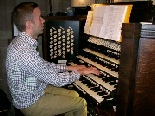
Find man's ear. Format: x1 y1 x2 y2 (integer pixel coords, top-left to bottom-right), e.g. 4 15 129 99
26 20 33 29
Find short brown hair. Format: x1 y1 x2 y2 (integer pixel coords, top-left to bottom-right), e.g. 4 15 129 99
12 2 38 32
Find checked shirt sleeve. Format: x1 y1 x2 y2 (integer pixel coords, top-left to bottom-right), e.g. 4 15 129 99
19 49 80 87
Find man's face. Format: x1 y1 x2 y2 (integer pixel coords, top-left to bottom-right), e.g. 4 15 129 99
31 7 45 37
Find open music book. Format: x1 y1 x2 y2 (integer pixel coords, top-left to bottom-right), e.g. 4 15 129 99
84 4 132 42
84 11 93 35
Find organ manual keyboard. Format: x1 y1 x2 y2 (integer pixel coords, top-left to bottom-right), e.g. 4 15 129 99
67 36 120 115
42 1 155 116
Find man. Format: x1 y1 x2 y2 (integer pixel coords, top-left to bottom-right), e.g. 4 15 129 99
6 2 100 116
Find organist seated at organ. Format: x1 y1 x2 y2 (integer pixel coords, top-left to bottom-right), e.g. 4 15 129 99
6 2 101 116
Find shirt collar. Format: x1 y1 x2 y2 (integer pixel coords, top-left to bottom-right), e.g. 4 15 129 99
19 32 38 48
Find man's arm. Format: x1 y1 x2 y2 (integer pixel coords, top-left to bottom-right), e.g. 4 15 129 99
66 65 101 76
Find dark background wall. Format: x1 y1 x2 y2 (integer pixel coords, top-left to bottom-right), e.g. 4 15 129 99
0 0 71 100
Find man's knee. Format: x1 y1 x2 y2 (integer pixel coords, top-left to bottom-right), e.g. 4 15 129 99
82 98 87 107
70 90 79 97
76 97 87 109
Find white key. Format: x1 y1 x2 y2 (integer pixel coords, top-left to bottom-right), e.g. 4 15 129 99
83 48 119 64
77 56 118 78
74 81 104 103
85 74 115 91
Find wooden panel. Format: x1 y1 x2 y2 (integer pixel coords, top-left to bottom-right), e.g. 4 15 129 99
133 37 155 116
116 23 155 116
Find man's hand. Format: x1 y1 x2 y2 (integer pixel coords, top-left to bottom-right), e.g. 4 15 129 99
77 66 101 76
66 65 86 71
66 65 101 76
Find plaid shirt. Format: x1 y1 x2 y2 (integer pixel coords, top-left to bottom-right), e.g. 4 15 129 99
6 32 80 109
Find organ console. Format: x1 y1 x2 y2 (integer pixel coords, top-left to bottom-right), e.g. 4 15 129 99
68 36 120 115
43 1 155 116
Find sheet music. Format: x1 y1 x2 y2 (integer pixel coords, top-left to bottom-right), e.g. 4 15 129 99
89 5 130 41
84 11 93 34
90 6 107 36
99 5 128 41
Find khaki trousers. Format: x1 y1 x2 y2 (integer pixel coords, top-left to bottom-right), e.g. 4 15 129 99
20 85 87 116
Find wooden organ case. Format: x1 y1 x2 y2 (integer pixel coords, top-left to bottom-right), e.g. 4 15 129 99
42 1 155 116
117 23 155 116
